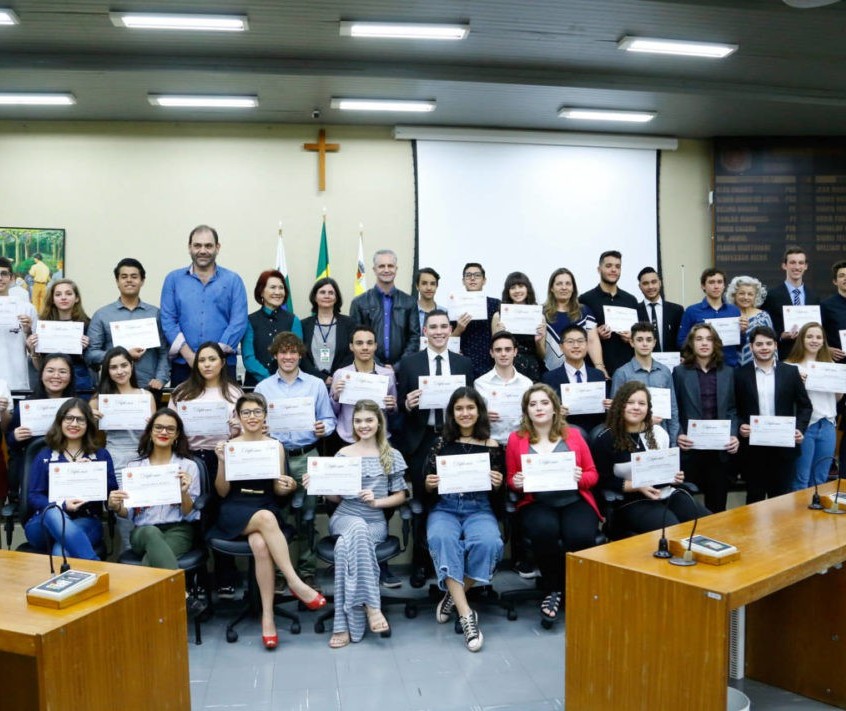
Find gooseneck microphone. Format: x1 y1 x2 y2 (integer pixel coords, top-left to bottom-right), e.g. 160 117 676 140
40 503 71 574
667 486 699 567
808 455 837 510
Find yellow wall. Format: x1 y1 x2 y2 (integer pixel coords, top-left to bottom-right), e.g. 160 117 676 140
0 121 712 313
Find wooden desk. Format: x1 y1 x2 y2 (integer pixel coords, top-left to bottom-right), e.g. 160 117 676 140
565 482 846 711
0 550 190 711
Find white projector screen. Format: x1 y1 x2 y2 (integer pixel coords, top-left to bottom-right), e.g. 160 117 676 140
416 140 658 303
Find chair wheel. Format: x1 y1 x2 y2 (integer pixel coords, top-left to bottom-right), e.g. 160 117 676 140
507 609 518 621
314 620 325 633
225 628 238 643
404 605 417 619
540 617 554 630
290 622 301 635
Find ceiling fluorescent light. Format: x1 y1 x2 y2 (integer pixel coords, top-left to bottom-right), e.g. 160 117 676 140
110 13 248 32
148 95 258 108
339 21 468 40
0 93 75 106
0 9 19 25
558 108 655 123
618 36 737 59
331 98 436 113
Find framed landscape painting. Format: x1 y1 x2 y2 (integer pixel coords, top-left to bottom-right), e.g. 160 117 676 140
0 226 66 308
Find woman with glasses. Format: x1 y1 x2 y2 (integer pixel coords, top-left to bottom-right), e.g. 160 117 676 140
211 393 326 650
24 398 117 560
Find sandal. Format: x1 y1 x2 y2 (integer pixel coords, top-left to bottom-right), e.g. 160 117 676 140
365 607 390 634
541 592 562 620
329 632 350 649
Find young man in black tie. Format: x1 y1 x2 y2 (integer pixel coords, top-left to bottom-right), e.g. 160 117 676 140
762 247 820 360
635 266 683 353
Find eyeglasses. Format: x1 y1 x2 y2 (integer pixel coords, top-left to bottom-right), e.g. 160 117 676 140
239 408 265 418
0 270 11 278
562 338 587 345
63 415 86 425
463 272 483 279
152 424 178 434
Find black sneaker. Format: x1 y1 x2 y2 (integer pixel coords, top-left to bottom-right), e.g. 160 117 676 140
409 566 428 588
459 610 483 652
435 591 455 624
515 560 541 579
379 562 402 589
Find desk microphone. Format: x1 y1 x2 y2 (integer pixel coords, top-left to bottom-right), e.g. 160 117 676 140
667 486 699 567
824 458 845 515
40 503 71 574
653 487 680 559
808 456 837 510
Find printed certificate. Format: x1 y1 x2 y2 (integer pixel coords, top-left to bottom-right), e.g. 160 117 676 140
521 452 577 492
436 453 492 494
0 296 19 329
447 291 488 321
306 457 362 496
652 352 681 370
804 361 846 393
603 306 639 334
704 317 741 347
783 305 821 332
338 371 390 406
688 419 731 450
176 401 231 437
480 386 524 423
36 320 84 355
267 397 315 432
630 447 680 488
560 381 605 415
109 318 161 350
419 336 461 353
418 375 466 410
648 387 672 420
98 393 150 431
121 463 182 508
224 439 281 481
839 329 846 352
20 397 70 436
499 303 543 335
749 415 796 448
49 461 107 503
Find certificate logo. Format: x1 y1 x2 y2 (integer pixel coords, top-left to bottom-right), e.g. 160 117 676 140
228 446 235 453
53 466 60 472
102 397 109 404
180 405 187 411
422 378 429 385
753 417 759 424
126 471 133 479
440 459 447 466
269 402 276 410
691 422 697 429
634 455 642 462
525 457 532 465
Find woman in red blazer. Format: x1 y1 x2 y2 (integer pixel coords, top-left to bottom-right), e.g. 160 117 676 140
506 383 601 623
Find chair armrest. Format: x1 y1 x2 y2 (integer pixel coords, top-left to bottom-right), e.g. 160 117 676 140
193 492 210 512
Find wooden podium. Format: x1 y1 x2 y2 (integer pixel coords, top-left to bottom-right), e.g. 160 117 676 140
0 550 190 711
566 481 846 711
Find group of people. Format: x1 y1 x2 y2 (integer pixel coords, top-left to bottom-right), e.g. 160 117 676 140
1 228 844 655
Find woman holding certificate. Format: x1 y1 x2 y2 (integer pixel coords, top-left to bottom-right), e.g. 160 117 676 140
785 322 841 490
593 382 706 535
727 276 773 367
108 409 200 568
210 393 326 649
506 383 601 623
306 399 407 649
491 271 545 381
24 398 117 559
424 387 504 653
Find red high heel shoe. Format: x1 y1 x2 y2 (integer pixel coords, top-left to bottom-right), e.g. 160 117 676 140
293 590 327 610
262 634 278 649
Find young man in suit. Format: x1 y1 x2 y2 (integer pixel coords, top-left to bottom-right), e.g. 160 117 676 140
735 325 812 504
762 247 820 360
542 324 611 435
673 323 740 513
635 266 683 353
395 309 473 587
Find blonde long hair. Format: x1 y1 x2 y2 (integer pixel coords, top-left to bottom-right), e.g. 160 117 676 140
519 383 568 444
785 322 834 364
352 400 393 474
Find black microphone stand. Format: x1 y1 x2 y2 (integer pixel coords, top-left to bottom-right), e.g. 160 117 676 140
808 455 837 510
824 458 845 515
667 486 699 567
653 487 679 559
39 503 71 575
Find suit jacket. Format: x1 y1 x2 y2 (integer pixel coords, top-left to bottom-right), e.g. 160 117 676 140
672 363 738 461
734 361 812 457
636 300 684 353
299 314 355 379
394 349 473 453
762 283 820 360
541 363 608 434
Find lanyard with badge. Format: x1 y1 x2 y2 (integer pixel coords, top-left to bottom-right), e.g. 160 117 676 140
316 320 335 367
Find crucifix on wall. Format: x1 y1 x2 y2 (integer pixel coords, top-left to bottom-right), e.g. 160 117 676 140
303 129 340 192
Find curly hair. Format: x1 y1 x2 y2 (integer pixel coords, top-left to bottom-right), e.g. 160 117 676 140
518 383 568 444
726 275 767 307
605 381 657 452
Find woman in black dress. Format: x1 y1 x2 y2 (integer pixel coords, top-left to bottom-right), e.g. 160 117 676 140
491 271 545 381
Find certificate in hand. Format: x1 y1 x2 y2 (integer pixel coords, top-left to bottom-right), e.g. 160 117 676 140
177 401 231 437
521 451 576 492
338 371 390 406
483 387 524 422
224 439 281 481
840 329 846 353
704 317 740 347
560 381 605 415
267 397 316 432
122 463 182 508
436 453 492 494
652 351 681 370
647 387 672 420
418 375 466 410
49 461 108 503
499 303 543 335
783 305 821 332
447 291 488 321
109 318 161 350
688 419 731 450
749 415 796 448
0 296 19 328
630 447 679 488
804 361 846 393
306 457 362 496
98 393 150 431
36 320 84 355
420 336 461 353
20 397 70 436
603 306 639 334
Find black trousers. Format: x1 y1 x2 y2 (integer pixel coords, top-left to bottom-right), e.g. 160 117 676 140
407 427 440 569
742 445 795 504
682 450 732 513
615 492 709 535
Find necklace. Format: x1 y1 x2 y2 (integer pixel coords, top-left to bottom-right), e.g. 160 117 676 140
64 447 83 461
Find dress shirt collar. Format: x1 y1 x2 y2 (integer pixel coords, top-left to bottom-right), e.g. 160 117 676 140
274 368 304 385
564 361 586 382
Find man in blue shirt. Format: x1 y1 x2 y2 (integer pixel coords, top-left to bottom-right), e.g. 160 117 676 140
678 268 741 367
160 225 248 386
255 331 336 582
87 258 170 397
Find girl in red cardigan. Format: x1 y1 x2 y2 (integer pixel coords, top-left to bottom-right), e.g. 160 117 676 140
506 383 601 623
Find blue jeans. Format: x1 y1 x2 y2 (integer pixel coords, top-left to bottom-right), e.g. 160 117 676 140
794 418 836 491
427 494 503 591
24 507 103 560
